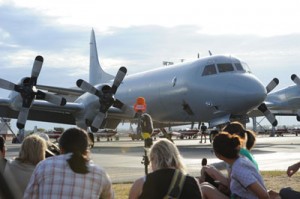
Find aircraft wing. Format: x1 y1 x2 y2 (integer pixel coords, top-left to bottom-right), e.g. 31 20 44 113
248 101 300 117
0 98 134 126
36 85 84 96
36 85 86 102
0 98 80 124
249 83 300 118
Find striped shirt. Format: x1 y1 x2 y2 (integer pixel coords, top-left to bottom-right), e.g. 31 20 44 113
24 153 114 199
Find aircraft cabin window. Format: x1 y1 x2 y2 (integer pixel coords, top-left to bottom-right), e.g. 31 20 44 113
217 63 234 73
234 63 245 71
202 64 217 76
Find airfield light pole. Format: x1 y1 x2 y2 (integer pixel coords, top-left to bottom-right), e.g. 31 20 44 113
134 97 153 175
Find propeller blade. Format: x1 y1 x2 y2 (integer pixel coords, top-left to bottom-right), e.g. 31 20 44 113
111 66 127 94
17 107 30 129
91 112 106 130
36 90 66 106
296 110 300 121
30 55 43 85
113 99 124 109
266 78 279 93
258 103 278 126
0 79 16 91
89 67 127 130
291 74 300 86
76 79 102 97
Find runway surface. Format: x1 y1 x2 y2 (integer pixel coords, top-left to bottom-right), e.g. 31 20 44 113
5 135 300 183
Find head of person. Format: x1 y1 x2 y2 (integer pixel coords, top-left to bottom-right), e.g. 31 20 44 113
16 134 47 165
149 138 186 173
38 133 60 157
0 136 5 158
59 128 90 174
213 132 241 161
223 121 256 150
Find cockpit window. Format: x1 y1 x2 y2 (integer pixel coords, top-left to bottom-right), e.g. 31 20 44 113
241 62 251 73
202 64 217 76
217 63 234 73
234 63 245 71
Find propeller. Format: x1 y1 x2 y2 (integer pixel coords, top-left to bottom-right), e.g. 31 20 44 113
257 78 279 127
291 74 300 121
76 66 127 131
291 74 300 86
0 55 67 129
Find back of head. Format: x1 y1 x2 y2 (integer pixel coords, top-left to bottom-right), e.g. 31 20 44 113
38 133 50 142
213 132 241 159
150 138 186 173
0 136 5 154
17 134 47 165
59 128 89 174
223 122 256 150
223 122 246 138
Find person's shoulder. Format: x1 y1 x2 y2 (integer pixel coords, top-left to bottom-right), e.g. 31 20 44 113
9 159 35 168
148 168 174 177
88 162 110 176
35 154 66 169
42 153 64 162
232 157 255 172
142 169 174 183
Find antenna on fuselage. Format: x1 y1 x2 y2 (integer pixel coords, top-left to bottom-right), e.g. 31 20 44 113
208 50 212 56
197 53 200 59
162 61 174 66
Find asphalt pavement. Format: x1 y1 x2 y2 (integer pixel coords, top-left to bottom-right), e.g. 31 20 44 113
5 134 300 183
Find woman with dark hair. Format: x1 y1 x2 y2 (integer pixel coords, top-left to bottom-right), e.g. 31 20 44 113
201 132 269 199
24 128 114 199
200 122 259 193
223 121 258 169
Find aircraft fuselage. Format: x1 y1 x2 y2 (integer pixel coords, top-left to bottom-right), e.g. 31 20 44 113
76 55 266 127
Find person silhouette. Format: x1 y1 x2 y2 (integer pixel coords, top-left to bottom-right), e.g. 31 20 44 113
200 123 208 143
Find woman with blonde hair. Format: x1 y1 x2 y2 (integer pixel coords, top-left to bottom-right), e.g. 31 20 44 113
4 134 47 198
129 138 202 199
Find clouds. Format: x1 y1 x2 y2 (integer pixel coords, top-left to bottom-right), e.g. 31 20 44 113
1 1 300 89
1 1 300 129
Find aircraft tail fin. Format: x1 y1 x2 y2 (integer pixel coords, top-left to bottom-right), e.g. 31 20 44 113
89 29 114 85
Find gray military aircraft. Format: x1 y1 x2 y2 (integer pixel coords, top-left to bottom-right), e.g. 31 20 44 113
0 30 279 131
259 74 300 121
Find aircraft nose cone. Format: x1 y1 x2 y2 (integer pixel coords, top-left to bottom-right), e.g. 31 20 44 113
245 79 267 106
226 75 267 112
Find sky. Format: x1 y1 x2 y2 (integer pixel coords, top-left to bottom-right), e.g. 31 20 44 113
1 0 300 132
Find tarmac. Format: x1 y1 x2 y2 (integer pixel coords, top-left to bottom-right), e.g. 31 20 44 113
5 134 300 183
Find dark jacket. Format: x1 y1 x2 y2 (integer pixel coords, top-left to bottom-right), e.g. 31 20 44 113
139 168 202 199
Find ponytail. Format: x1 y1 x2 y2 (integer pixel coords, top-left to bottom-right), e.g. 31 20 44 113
59 128 89 174
213 132 241 159
67 151 88 174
